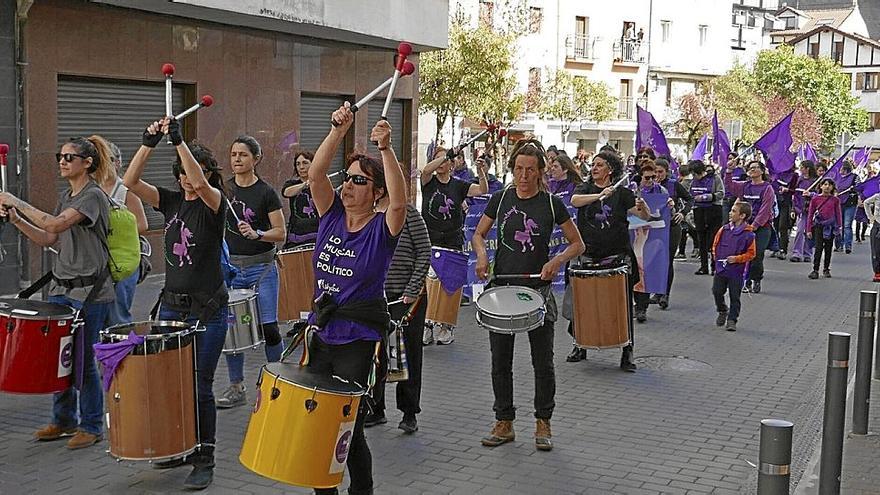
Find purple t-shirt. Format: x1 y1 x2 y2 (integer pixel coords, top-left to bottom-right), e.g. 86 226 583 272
307 194 399 344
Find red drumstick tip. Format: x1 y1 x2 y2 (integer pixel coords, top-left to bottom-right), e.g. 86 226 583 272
162 63 176 76
486 124 497 132
397 42 413 57
401 61 415 76
0 143 8 155
498 129 508 137
200 95 214 107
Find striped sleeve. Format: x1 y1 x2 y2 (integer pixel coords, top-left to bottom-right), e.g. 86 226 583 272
384 205 431 299
404 207 432 299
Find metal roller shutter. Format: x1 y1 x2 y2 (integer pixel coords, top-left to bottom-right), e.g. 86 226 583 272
367 99 405 161
57 77 188 230
300 94 350 186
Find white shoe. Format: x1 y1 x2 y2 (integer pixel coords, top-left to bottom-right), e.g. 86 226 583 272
422 325 434 345
436 326 455 345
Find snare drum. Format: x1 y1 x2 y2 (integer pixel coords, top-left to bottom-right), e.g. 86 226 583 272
569 264 630 349
101 321 198 461
239 362 366 488
276 244 315 322
224 289 263 353
475 286 545 334
0 299 78 394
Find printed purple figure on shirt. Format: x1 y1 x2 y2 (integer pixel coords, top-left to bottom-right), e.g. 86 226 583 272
594 202 613 228
429 191 454 220
172 223 194 266
500 206 539 253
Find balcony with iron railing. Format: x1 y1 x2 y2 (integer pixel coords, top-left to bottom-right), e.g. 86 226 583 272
612 40 648 64
616 96 648 120
565 34 597 62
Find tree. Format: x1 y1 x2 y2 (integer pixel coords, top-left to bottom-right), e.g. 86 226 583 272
671 87 713 153
751 45 868 146
419 22 470 142
762 95 822 149
707 64 769 143
538 70 616 145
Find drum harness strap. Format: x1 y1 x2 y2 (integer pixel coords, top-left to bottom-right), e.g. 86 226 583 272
490 186 554 284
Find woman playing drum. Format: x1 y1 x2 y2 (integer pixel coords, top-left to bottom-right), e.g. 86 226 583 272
305 103 406 495
217 135 287 409
282 148 319 248
566 150 650 369
123 117 228 490
472 138 584 452
0 136 115 450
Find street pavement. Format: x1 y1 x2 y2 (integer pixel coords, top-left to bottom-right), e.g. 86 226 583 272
1 244 879 494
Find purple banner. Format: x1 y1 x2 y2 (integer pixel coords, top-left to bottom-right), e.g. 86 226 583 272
430 247 468 294
628 192 670 294
463 196 494 299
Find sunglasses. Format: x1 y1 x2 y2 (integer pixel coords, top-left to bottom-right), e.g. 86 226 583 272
56 153 87 163
342 171 373 186
747 166 762 171
642 175 655 180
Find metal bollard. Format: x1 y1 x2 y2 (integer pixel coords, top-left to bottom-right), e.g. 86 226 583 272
853 291 876 435
819 332 851 495
757 419 793 495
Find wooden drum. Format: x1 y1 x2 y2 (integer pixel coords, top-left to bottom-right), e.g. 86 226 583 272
569 264 631 349
277 244 315 322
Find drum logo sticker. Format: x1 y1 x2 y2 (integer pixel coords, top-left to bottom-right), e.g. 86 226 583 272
516 292 534 302
329 420 356 474
58 335 73 378
240 313 252 325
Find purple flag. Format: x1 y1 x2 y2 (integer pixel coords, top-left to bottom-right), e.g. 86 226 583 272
691 134 708 161
636 105 678 172
754 112 796 175
853 147 871 169
856 174 880 199
711 111 731 167
430 247 468 294
798 142 818 162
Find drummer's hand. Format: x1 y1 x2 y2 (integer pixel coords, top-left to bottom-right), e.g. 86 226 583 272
725 256 737 264
599 187 614 200
476 257 489 281
540 258 561 281
371 120 392 149
237 221 256 239
0 192 18 209
402 295 417 304
635 198 648 211
0 204 17 223
672 212 684 224
330 103 354 134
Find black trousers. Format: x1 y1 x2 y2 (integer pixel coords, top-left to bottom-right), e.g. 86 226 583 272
490 319 555 421
871 224 880 273
373 294 427 416
776 202 792 253
812 227 834 272
310 337 376 495
712 275 744 322
694 206 723 271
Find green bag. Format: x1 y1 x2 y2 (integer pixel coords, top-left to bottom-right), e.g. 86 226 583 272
105 186 141 282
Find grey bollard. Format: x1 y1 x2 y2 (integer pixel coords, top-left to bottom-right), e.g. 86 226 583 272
757 419 793 495
853 291 876 435
819 332 851 495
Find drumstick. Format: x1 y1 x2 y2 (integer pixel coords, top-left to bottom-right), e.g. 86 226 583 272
174 95 214 121
225 196 243 224
330 59 415 127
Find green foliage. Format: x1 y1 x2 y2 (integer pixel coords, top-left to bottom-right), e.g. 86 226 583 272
751 45 867 146
538 70 616 143
707 64 768 143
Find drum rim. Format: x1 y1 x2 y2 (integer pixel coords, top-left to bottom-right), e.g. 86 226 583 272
475 286 545 316
476 311 545 334
0 300 76 321
101 320 199 339
262 365 367 396
431 246 465 255
228 288 257 303
108 445 198 463
277 244 316 255
568 266 628 276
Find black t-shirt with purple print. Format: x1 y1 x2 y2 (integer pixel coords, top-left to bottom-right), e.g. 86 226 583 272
225 178 283 256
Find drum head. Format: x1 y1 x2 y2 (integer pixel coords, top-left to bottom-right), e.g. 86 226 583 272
229 288 256 303
102 321 195 354
476 286 544 316
265 362 365 396
0 298 76 320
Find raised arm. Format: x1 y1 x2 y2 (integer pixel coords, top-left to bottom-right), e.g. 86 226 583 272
123 120 165 208
310 104 353 216
164 118 221 213
467 157 489 197
371 120 406 236
421 153 450 186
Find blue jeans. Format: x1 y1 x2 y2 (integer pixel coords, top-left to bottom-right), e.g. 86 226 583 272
841 205 857 250
48 295 111 436
108 270 138 326
226 262 283 384
158 306 227 446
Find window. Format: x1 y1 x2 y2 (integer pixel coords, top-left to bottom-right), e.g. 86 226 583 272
575 16 588 36
661 20 671 42
866 73 880 91
479 1 494 28
785 16 797 29
810 42 820 58
832 41 844 64
699 25 708 46
869 112 880 130
527 67 541 111
816 18 834 26
529 7 543 34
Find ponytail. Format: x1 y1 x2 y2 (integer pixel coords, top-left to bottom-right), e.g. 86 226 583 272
68 135 114 186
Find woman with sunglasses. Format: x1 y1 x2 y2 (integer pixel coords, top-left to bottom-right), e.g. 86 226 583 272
281 148 319 248
122 117 228 490
0 136 115 450
689 160 724 276
565 150 649 366
473 139 584 452
305 103 406 495
215 135 286 410
419 145 488 345
724 159 777 294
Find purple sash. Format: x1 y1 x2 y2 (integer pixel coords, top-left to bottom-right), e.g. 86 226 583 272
430 247 468 295
93 331 146 392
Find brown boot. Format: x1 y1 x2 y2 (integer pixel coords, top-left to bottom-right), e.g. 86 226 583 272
66 430 102 450
535 419 552 451
481 420 514 447
33 424 77 441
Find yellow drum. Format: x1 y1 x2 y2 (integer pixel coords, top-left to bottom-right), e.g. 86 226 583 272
239 362 366 489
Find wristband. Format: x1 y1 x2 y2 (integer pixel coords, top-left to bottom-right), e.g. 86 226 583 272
255 230 264 240
377 146 389 151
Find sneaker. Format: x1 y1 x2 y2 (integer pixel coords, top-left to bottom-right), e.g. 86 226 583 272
804 256 811 263
460 295 471 307
620 348 637 372
398 414 418 434
565 346 587 363
742 280 752 293
658 295 669 310
535 419 552 451
716 312 728 327
481 420 515 447
823 269 831 278
66 430 102 450
777 252 787 260
789 256 801 262
215 383 246 409
183 465 214 490
634 309 647 323
422 325 434 346
436 326 455 345
752 280 761 294
364 412 387 428
726 319 737 332
648 294 661 305
33 424 76 441
808 270 819 279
